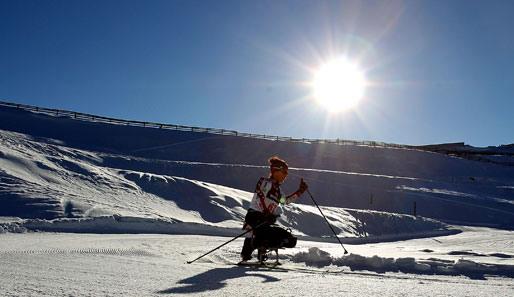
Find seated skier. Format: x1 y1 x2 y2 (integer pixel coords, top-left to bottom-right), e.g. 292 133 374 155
240 156 308 262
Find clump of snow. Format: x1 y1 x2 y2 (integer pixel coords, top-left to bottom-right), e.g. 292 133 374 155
0 222 28 234
289 247 514 277
292 247 332 267
394 257 431 272
453 259 499 274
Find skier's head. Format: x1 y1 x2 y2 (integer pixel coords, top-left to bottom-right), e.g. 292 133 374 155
269 156 288 183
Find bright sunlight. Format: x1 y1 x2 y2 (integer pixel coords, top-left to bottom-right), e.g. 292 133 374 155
313 58 366 112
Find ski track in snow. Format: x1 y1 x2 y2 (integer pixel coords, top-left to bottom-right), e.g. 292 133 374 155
1 232 513 297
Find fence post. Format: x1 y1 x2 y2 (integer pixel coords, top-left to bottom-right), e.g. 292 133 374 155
413 201 417 217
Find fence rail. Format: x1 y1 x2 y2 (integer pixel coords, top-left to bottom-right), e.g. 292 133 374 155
0 100 425 150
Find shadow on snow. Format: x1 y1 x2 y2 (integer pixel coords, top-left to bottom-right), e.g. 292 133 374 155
156 266 283 294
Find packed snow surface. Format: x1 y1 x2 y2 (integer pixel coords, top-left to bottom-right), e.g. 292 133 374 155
1 229 513 296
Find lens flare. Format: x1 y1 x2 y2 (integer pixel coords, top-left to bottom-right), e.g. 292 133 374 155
313 58 366 112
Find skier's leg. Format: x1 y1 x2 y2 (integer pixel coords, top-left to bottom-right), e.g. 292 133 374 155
240 210 263 261
240 237 255 261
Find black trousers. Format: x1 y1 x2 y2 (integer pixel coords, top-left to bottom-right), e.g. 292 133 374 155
241 209 296 258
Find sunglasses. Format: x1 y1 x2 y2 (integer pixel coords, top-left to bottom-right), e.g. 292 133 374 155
272 166 288 175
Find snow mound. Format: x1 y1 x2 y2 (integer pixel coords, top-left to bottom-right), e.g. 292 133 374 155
289 247 514 278
292 247 333 268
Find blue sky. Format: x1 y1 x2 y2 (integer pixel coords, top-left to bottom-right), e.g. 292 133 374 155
1 0 513 147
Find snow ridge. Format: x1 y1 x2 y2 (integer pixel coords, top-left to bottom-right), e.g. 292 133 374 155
291 247 514 278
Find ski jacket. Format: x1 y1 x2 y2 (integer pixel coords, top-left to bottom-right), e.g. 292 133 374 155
248 176 302 214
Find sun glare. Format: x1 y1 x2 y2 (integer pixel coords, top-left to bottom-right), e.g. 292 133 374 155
313 58 366 112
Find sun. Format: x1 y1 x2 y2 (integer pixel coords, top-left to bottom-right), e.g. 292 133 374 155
313 58 366 112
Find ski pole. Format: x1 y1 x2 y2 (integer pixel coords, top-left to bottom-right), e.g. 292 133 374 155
306 189 349 254
186 221 268 264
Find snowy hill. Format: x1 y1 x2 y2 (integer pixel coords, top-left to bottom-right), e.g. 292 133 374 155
0 125 451 241
1 105 513 233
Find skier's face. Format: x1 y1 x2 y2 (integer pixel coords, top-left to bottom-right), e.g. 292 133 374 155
272 168 288 183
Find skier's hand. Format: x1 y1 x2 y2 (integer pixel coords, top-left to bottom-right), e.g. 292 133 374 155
298 178 308 194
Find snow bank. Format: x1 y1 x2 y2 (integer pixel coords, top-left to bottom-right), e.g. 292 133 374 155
0 222 27 234
2 215 243 237
290 247 514 277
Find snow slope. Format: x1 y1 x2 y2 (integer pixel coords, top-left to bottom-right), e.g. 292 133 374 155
1 105 513 228
0 128 452 241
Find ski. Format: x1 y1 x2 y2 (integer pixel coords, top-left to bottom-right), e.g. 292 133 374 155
237 261 282 269
235 261 343 274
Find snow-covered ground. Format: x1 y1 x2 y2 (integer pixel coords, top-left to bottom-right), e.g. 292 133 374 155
1 229 513 296
1 105 514 296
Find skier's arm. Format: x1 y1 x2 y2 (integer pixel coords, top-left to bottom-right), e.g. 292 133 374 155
280 178 308 205
280 191 301 205
255 177 266 201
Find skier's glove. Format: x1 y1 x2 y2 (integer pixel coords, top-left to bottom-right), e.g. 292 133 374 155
298 178 308 194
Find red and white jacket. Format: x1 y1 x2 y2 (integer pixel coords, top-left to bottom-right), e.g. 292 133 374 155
248 176 302 214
